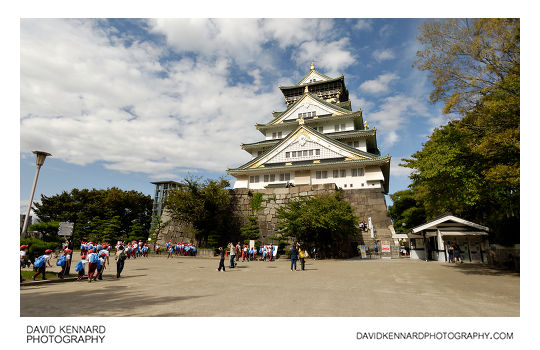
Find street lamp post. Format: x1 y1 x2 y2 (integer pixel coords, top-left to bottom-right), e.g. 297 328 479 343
21 151 51 238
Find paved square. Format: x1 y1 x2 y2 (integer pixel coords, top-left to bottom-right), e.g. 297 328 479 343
20 255 519 317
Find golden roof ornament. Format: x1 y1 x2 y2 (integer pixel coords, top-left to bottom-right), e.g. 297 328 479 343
310 62 315 70
298 116 305 125
364 121 369 129
304 85 309 93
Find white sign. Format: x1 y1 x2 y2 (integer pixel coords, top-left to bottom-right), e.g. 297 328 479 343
368 217 374 238
57 222 74 237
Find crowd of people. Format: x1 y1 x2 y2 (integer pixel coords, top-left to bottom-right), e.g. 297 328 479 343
20 240 143 283
163 241 198 258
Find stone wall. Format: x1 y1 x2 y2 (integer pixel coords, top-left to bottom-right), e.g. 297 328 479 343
156 184 396 255
231 184 395 253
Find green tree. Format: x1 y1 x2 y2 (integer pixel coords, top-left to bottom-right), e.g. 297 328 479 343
276 193 358 258
33 188 152 244
403 18 520 244
414 18 519 115
127 218 145 242
240 216 260 243
27 221 60 241
164 177 238 248
387 190 427 233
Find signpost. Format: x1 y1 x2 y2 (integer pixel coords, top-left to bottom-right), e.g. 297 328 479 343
58 222 74 237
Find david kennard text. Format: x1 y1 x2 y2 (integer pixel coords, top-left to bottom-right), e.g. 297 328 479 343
26 325 106 344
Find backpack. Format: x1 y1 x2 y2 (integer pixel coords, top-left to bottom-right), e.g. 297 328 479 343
74 261 84 272
33 256 46 268
97 259 102 270
89 253 98 264
56 256 66 266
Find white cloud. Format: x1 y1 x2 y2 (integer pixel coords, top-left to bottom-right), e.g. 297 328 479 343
390 158 413 178
359 73 399 94
294 38 356 77
354 19 373 31
372 48 395 62
366 94 430 147
20 19 283 178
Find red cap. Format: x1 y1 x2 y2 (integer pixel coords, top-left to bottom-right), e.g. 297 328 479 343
88 249 94 253
81 255 86 259
65 249 72 253
100 252 107 257
20 245 28 250
45 249 52 253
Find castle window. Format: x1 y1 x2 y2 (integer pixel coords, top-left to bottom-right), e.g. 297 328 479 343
315 149 320 155
272 132 276 139
333 170 339 178
303 150 308 156
318 126 323 132
335 124 339 132
341 123 346 131
264 175 269 182
270 174 275 182
354 141 360 147
279 173 290 181
278 131 282 138
285 152 290 158
309 150 313 156
341 169 346 177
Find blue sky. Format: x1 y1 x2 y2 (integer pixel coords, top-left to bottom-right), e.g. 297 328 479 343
20 18 455 215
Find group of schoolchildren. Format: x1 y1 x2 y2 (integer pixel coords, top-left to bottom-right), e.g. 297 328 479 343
165 241 197 258
21 240 135 283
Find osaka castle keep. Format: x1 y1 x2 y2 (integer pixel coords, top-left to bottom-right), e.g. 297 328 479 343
227 63 395 253
228 62 390 193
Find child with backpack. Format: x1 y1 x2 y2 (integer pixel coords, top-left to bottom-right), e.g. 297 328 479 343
56 249 71 279
75 255 87 280
87 249 99 282
96 252 107 280
32 249 52 280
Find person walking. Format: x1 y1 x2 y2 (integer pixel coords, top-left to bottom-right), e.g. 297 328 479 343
116 245 127 278
228 242 236 268
32 249 53 280
57 249 71 279
298 246 306 271
290 245 299 271
217 247 226 272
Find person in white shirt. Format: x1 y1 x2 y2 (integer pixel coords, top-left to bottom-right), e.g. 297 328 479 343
32 249 52 280
20 245 28 282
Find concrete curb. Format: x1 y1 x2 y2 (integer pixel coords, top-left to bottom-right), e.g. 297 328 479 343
20 276 78 287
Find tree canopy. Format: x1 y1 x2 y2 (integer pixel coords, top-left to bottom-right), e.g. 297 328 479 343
399 18 519 244
33 187 153 243
276 193 358 258
414 18 519 115
163 177 239 248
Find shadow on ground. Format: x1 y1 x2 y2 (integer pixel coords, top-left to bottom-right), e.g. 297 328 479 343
442 263 519 276
21 280 210 317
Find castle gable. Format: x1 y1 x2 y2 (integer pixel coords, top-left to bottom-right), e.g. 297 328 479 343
272 94 347 125
246 125 371 169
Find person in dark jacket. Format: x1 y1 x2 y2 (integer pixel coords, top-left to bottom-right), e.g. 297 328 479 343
290 245 299 271
217 247 226 272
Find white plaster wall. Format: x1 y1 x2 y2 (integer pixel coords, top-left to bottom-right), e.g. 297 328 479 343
233 177 249 189
266 140 342 164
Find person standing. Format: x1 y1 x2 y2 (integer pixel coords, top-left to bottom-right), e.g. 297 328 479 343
228 242 236 268
20 245 29 282
87 249 98 282
447 241 454 263
57 249 72 279
116 245 127 278
298 246 306 271
290 245 299 271
217 247 226 272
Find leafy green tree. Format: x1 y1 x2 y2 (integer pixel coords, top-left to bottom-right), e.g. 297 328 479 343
276 193 358 258
164 177 239 248
387 190 427 233
27 221 60 241
33 188 152 244
240 216 260 243
414 18 519 115
127 218 145 242
402 18 520 244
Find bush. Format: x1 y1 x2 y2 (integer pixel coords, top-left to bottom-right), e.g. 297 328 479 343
20 237 63 262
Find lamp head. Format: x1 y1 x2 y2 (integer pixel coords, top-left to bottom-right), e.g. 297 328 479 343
32 151 52 166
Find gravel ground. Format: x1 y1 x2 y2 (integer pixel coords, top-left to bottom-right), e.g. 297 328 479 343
20 255 519 317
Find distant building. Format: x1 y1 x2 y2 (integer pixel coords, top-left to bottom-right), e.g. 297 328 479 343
150 181 182 220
